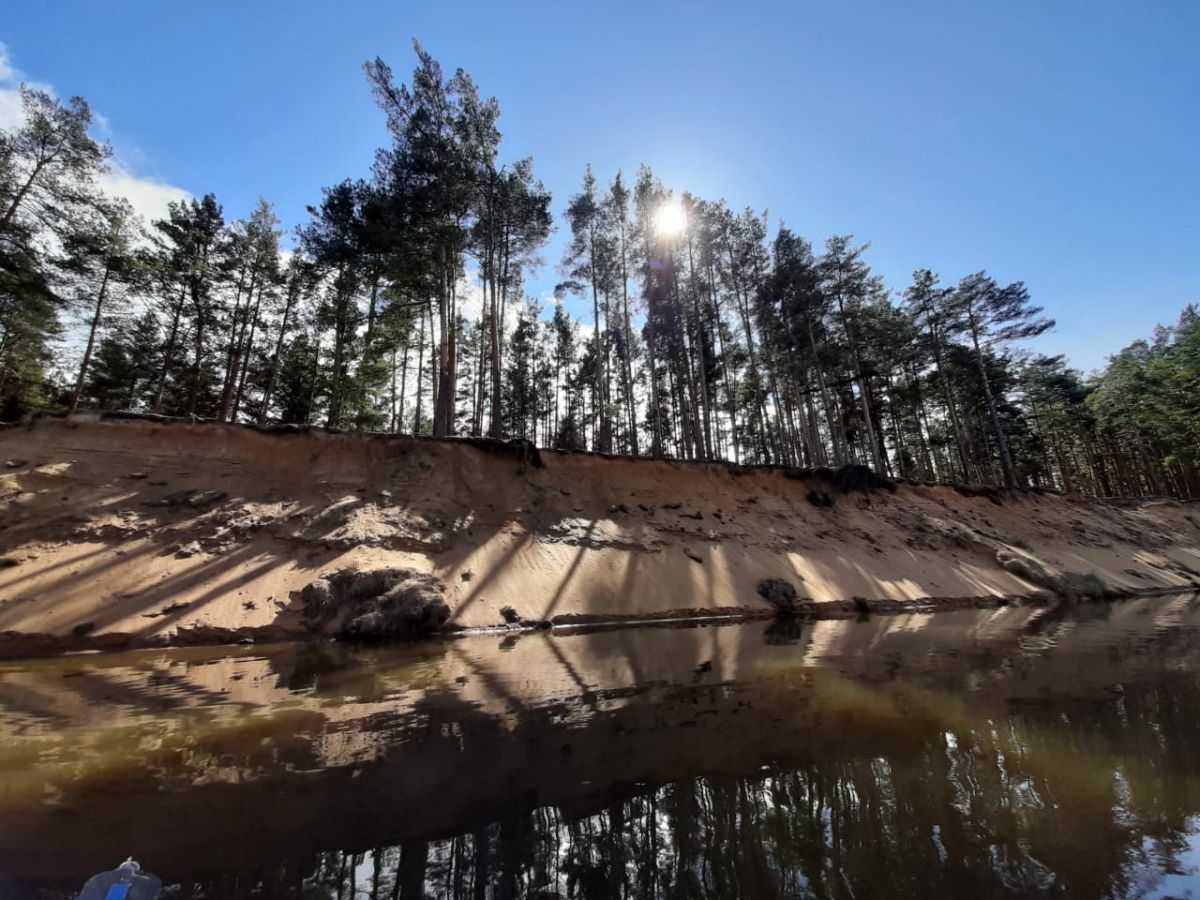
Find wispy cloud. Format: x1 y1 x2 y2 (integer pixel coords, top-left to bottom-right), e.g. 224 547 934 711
0 40 55 98
0 42 18 84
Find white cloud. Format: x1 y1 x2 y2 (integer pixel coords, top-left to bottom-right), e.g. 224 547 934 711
456 266 486 323
0 41 54 101
0 41 27 131
0 87 22 131
99 164 190 224
0 41 18 83
456 265 524 334
0 42 191 226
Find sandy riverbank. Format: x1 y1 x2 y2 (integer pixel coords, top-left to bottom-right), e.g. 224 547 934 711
0 413 1197 655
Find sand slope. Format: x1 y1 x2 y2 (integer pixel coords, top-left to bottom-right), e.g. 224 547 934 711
0 414 1197 651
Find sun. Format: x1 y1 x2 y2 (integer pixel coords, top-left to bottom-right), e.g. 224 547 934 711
653 199 688 237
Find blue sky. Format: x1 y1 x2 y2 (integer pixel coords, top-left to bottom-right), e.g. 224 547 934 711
2 0 1196 371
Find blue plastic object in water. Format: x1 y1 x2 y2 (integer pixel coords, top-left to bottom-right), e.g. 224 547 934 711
76 859 161 900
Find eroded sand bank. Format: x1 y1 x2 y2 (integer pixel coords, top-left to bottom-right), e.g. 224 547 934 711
0 414 1198 654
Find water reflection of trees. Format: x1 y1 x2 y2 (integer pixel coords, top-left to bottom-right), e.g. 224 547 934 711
8 602 1200 899
138 676 1200 900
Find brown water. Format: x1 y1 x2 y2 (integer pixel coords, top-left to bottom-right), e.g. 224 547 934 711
2 596 1200 899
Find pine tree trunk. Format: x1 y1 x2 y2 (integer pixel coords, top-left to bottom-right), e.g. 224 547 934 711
232 282 265 421
257 278 299 424
488 237 508 439
0 161 46 234
217 265 252 422
434 249 454 437
188 239 214 417
413 303 427 434
326 276 349 429
389 346 399 433
589 225 612 453
473 301 487 436
715 312 740 463
732 288 770 463
397 331 410 433
618 226 639 455
684 233 713 460
647 327 662 457
806 316 844 465
305 330 321 425
833 293 883 472
1134 431 1165 495
71 261 112 410
189 305 204 417
154 284 187 413
804 391 825 467
929 330 970 482
968 325 1018 490
884 374 907 478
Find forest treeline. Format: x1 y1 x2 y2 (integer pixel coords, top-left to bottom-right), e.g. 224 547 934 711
1 43 1196 497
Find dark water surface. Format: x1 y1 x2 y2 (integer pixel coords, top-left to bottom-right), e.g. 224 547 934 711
2 596 1200 899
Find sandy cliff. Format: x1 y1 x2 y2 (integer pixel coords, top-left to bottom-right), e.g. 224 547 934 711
0 414 1197 653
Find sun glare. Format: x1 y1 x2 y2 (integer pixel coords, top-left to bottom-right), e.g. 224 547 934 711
653 199 688 237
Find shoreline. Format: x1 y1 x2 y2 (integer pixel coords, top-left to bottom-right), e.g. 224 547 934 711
2 584 1197 662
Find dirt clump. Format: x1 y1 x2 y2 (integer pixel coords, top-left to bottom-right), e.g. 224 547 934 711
827 464 896 494
953 484 1006 505
757 578 800 613
995 549 1109 599
299 568 448 640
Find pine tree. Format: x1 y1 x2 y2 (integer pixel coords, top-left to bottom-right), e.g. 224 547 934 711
365 43 477 437
57 198 142 409
950 272 1053 490
563 165 614 451
820 236 884 472
1 86 111 416
218 198 282 422
0 86 111 241
299 180 370 428
151 194 225 416
82 310 162 410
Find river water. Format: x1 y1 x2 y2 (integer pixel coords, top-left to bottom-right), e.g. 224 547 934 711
1 596 1199 898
